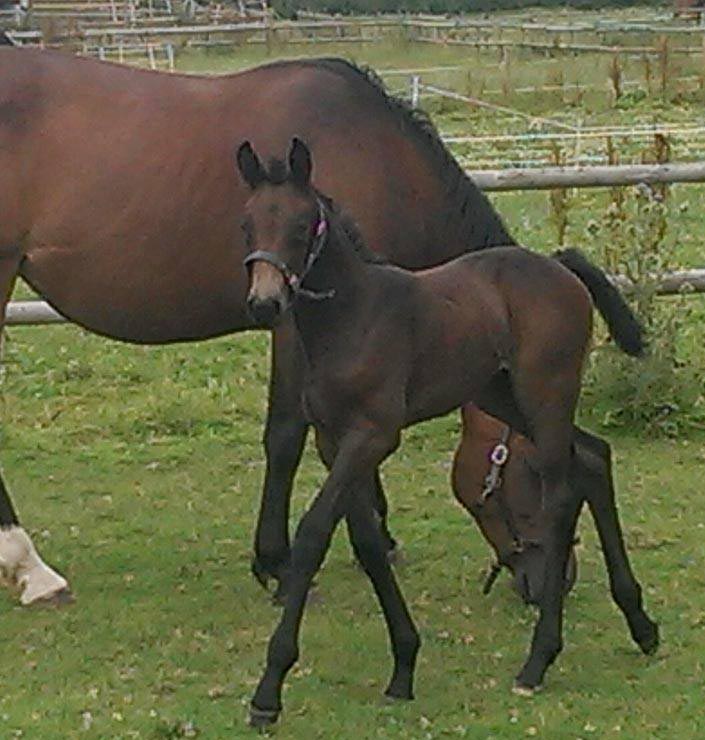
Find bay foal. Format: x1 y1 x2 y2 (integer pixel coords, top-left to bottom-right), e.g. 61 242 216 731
237 139 658 726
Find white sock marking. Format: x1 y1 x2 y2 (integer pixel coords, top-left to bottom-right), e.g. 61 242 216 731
0 526 68 604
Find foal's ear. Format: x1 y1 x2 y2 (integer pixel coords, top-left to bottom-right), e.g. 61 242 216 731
288 137 312 188
236 141 266 189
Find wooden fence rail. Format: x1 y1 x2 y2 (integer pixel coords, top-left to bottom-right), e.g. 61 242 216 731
470 162 705 191
6 272 704 328
5 162 705 326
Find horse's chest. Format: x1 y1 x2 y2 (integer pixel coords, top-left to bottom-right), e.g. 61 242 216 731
301 361 381 430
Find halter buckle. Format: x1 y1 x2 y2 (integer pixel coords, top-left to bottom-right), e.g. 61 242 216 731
490 442 509 467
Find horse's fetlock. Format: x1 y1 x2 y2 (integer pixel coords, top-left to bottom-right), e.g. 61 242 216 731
611 579 642 612
398 627 421 663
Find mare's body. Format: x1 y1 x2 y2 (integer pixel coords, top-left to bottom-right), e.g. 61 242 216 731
0 47 514 600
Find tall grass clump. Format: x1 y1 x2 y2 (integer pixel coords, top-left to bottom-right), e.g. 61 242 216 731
583 135 703 435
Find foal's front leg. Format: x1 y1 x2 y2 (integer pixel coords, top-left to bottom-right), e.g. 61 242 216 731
249 431 405 727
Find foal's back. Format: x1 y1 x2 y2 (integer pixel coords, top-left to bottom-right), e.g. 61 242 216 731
403 247 593 423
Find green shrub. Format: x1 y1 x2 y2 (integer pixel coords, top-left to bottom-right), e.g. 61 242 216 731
583 177 704 435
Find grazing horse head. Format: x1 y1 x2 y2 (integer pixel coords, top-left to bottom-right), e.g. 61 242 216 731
453 404 578 605
237 138 325 328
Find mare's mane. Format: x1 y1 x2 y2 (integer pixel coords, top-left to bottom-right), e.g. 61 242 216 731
297 58 515 249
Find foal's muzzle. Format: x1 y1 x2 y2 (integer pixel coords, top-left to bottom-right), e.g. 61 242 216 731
247 294 286 328
246 259 290 328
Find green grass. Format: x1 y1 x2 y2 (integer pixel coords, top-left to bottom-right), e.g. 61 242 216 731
4 25 705 738
0 324 703 739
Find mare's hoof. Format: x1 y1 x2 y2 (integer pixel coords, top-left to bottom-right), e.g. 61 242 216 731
512 680 542 697
249 705 280 730
638 621 660 655
29 587 75 609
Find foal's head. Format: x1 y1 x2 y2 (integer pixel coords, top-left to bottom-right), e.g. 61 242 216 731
236 137 327 328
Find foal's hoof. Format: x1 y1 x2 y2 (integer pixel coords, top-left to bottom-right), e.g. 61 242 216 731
249 705 280 730
27 587 75 609
384 686 414 702
512 680 542 697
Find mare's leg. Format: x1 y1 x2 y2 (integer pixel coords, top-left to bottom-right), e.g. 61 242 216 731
0 250 70 605
573 428 658 654
249 428 400 727
252 318 308 595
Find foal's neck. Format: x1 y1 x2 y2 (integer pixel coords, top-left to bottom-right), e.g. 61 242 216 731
293 214 379 353
303 211 372 299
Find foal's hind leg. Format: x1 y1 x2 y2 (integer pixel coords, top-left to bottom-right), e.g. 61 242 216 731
573 428 659 654
346 481 419 699
0 250 70 605
476 371 583 693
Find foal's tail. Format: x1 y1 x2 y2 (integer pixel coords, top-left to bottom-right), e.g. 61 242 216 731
553 248 645 357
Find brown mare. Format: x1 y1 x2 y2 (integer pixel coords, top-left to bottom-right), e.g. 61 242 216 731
453 403 578 604
237 138 659 726
0 46 517 602
0 45 640 607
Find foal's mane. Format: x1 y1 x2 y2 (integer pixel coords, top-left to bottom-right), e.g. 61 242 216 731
318 192 389 266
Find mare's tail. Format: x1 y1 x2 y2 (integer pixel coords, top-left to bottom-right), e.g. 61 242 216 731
0 32 13 46
553 248 645 357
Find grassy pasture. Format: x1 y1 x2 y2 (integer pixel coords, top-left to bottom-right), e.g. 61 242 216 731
4 20 705 738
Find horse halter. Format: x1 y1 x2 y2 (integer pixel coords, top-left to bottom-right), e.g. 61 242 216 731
477 425 541 595
478 427 579 596
243 198 336 302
